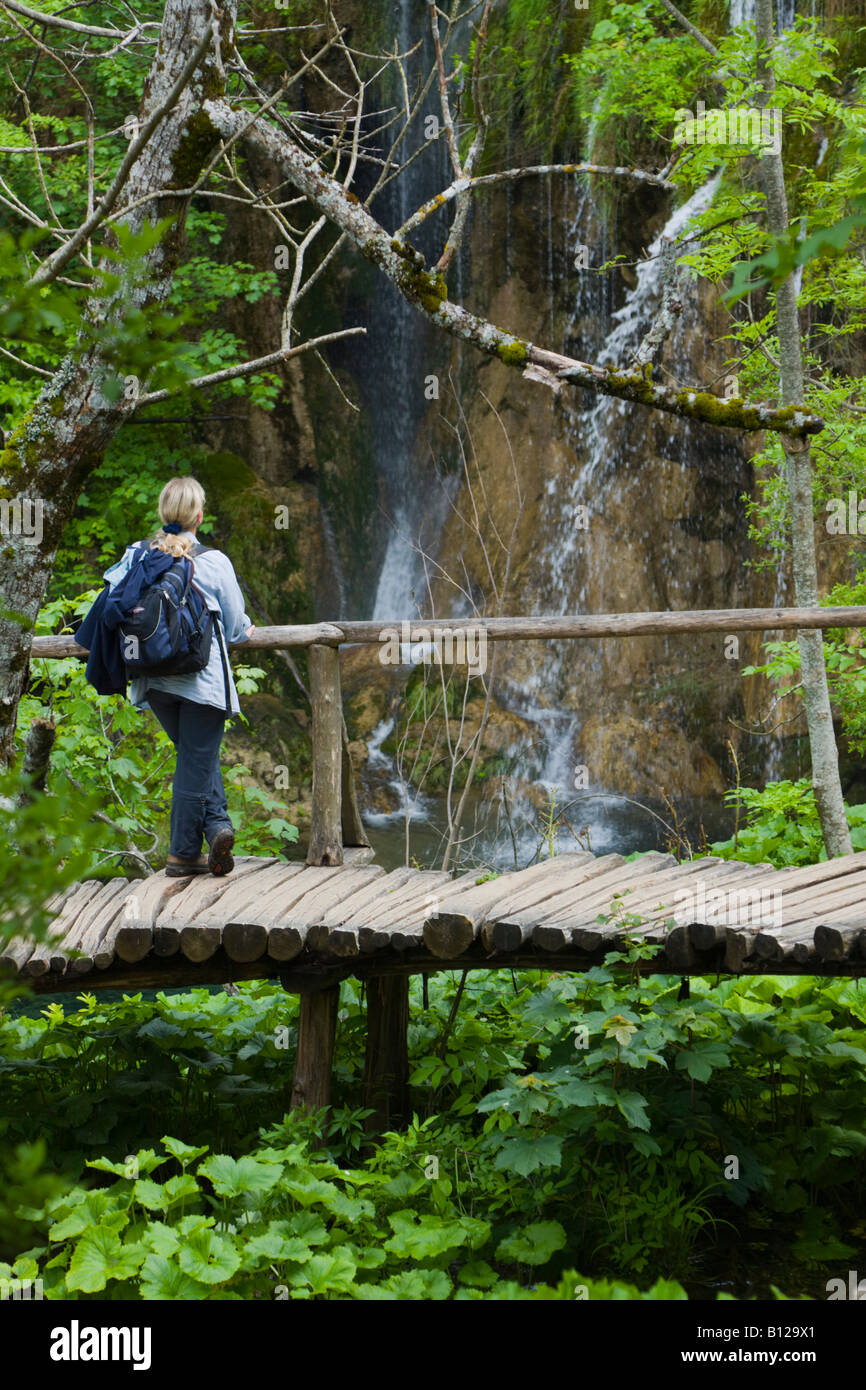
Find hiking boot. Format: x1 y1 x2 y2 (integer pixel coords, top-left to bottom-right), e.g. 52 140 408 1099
208 827 235 876
166 854 210 878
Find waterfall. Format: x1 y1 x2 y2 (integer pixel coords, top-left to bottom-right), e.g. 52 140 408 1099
501 176 723 799
368 1 468 622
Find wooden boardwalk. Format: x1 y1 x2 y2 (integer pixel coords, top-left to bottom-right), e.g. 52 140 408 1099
6 848 866 994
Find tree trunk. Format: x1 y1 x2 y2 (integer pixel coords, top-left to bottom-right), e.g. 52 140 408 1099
0 0 233 766
755 0 851 856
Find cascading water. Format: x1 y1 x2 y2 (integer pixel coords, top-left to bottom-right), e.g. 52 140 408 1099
356 0 804 864
500 176 723 803
367 2 468 622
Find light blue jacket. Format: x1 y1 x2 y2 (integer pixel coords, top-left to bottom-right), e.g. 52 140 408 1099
103 535 252 716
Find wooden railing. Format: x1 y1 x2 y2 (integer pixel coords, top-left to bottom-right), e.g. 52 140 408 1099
31 606 866 867
26 605 866 1124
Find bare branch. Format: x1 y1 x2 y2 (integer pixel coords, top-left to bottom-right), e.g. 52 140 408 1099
398 162 676 241
1 0 132 38
26 22 217 289
656 0 719 56
134 328 367 407
0 343 52 376
429 2 461 179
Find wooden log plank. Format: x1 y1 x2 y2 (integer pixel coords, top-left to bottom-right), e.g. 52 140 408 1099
483 853 611 950
34 607 866 664
155 859 283 960
67 880 132 971
533 853 677 952
12 882 93 975
681 861 779 949
767 850 866 891
305 866 423 954
177 867 290 966
188 863 335 964
2 881 101 975
117 871 214 963
196 861 308 926
573 859 780 962
725 926 762 972
814 922 866 962
754 923 821 964
476 852 606 933
266 865 386 962
423 852 593 959
388 873 479 953
291 984 340 1113
561 856 727 958
58 881 130 976
775 875 866 930
543 851 680 926
596 858 778 966
645 861 780 969
322 872 453 958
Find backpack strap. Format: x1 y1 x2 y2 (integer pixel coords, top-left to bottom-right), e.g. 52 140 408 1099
213 612 232 715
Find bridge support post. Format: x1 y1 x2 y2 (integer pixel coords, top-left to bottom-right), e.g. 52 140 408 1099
363 975 409 1133
290 984 340 1114
307 643 343 866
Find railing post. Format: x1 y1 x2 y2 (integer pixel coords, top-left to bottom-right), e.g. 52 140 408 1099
307 642 343 866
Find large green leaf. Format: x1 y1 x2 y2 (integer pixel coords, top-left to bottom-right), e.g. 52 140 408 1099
495 1221 566 1267
384 1210 490 1260
139 1253 210 1301
286 1249 357 1295
177 1229 242 1285
199 1153 282 1198
66 1230 145 1293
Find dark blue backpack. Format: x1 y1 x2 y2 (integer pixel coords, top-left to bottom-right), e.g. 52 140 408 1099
118 542 229 703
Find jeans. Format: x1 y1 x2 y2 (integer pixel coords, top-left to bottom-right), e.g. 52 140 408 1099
148 691 233 859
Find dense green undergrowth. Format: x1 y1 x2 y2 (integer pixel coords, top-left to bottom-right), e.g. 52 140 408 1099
1 947 864 1300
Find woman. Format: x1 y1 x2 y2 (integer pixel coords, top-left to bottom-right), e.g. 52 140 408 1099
102 477 255 877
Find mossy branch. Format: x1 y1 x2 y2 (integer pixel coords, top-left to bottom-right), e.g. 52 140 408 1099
208 100 823 440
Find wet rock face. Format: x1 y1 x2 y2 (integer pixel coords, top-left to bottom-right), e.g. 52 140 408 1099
200 3 861 806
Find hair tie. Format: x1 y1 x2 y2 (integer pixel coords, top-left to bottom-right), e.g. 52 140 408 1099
162 521 183 535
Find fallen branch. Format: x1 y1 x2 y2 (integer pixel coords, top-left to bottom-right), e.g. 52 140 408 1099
206 99 821 437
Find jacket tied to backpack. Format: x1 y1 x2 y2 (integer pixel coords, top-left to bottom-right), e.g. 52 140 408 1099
77 542 231 709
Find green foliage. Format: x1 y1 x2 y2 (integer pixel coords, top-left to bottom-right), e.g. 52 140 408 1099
741 572 866 760
16 596 297 872
708 779 866 867
0 765 103 1016
2 956 865 1298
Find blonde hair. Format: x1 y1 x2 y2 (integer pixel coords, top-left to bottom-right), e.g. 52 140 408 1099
149 476 206 558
